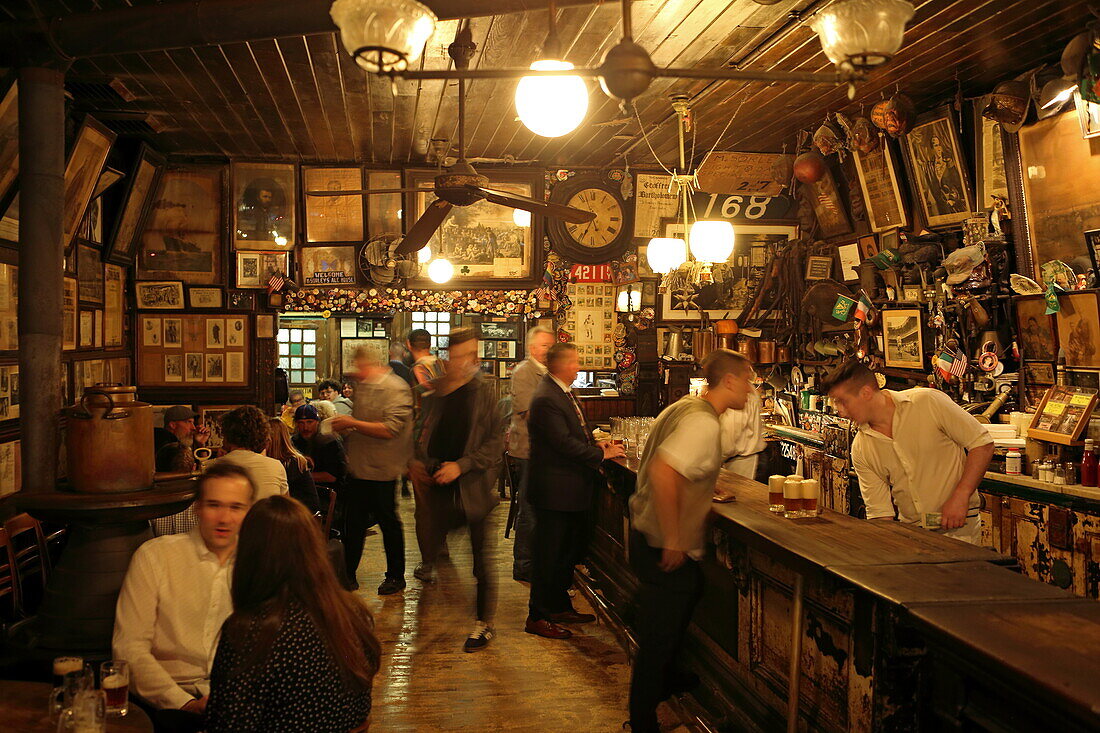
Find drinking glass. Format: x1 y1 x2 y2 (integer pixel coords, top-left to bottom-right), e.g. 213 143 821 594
52 657 84 688
100 660 130 716
49 671 93 725
56 689 106 733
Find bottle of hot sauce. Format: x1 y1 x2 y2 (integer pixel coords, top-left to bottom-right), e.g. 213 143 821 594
1082 439 1098 488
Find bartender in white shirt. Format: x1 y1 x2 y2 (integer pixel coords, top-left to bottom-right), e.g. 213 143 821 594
720 391 766 479
113 463 255 714
820 360 994 544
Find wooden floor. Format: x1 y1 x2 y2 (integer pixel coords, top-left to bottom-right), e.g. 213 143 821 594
350 493 656 732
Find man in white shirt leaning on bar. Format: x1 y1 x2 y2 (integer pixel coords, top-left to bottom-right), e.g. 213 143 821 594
113 463 255 725
820 359 994 544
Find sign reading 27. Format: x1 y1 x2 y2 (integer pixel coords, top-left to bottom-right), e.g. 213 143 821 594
689 192 795 222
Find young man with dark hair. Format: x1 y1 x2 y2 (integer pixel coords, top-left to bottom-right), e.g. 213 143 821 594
526 342 624 639
407 328 444 388
820 359 993 544
291 403 347 494
318 379 353 415
409 327 504 651
210 405 288 500
114 463 255 718
627 349 755 733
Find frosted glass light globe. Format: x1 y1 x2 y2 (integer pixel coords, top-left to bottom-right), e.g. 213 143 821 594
515 60 589 138
417 245 432 264
646 237 687 274
689 220 734 263
513 209 532 227
427 258 454 284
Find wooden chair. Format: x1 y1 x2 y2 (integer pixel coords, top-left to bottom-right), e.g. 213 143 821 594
3 513 50 617
0 527 20 623
503 454 522 539
39 522 67 566
319 486 339 539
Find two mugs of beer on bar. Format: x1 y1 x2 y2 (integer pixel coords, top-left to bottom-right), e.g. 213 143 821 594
768 474 820 518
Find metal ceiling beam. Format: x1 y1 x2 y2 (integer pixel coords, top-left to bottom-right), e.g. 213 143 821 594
0 0 631 63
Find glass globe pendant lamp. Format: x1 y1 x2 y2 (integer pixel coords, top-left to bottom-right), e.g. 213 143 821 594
417 245 432 264
688 220 734 264
645 237 687 274
427 258 454 284
512 209 532 227
330 0 438 73
810 0 914 70
514 2 588 138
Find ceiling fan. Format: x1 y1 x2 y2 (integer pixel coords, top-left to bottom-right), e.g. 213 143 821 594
305 23 595 258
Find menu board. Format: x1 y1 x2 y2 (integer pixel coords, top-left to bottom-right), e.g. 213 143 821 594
1028 384 1098 445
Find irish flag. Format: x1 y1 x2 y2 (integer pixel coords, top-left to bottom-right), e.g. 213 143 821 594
853 292 875 324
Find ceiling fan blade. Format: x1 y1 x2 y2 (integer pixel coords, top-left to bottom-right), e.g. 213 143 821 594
304 187 421 197
396 199 453 255
471 186 596 224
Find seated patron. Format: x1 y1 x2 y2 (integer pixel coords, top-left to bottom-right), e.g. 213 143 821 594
279 390 306 431
291 404 348 493
267 418 321 514
318 379 354 415
154 405 210 473
114 464 255 715
206 496 380 732
209 406 288 500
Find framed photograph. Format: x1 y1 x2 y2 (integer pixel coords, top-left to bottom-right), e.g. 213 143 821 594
0 77 18 220
477 321 520 340
1022 361 1056 385
189 287 223 309
972 101 1009 214
853 142 908 232
1055 290 1100 368
497 341 516 359
1013 295 1057 361
857 234 879 260
228 290 256 310
341 338 387 375
76 243 104 304
103 263 124 348
232 162 296 250
478 340 498 358
138 166 223 284
837 242 861 282
303 166 364 243
79 309 94 348
805 255 832 280
185 353 203 382
227 351 245 383
803 167 851 238
205 318 225 349
658 225 797 321
903 107 972 229
63 276 77 351
882 308 925 369
301 245 357 286
205 353 224 382
257 314 275 339
106 143 165 266
163 317 182 348
63 116 116 251
237 251 290 289
405 169 543 288
164 354 183 383
76 196 104 245
142 317 162 347
198 405 241 448
225 317 245 347
135 281 184 310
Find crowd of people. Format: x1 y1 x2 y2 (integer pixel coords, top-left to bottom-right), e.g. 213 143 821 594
118 325 803 732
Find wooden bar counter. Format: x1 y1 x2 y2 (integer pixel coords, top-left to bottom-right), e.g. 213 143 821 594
580 459 1100 732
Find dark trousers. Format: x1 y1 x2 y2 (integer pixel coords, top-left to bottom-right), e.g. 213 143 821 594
511 457 536 581
421 485 497 622
628 530 703 733
528 507 587 621
344 478 405 581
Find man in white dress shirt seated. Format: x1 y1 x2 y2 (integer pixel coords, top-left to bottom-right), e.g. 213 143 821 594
113 463 254 724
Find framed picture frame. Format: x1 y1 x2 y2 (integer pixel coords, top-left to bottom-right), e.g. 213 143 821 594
189 287 223 309
805 255 832 280
803 166 851 238
257 314 275 339
1084 229 1100 275
0 76 18 222
300 245 357 286
972 100 1010 214
1022 361 1056 385
857 234 879 260
134 281 185 310
881 308 925 370
103 263 124 348
78 308 95 348
63 116 116 251
138 166 224 285
227 290 256 311
340 338 387 375
903 107 972 229
76 243 104 304
837 241 861 282
75 196 103 246
63 276 78 351
1055 290 1100 368
198 405 242 449
1074 90 1100 139
365 171 403 238
232 162 296 250
477 321 520 340
236 251 290 289
106 143 165 266
1013 294 1057 362
852 142 908 232
303 166 364 243
404 168 544 289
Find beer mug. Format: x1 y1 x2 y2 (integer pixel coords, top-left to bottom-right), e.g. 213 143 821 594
193 447 213 472
100 660 129 716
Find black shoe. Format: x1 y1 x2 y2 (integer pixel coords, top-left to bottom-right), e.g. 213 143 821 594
464 621 494 652
413 563 435 583
377 577 406 595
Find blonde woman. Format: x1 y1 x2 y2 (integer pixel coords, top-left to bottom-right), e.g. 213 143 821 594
267 418 320 514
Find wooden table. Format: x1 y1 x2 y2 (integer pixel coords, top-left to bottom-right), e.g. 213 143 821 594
0 680 153 731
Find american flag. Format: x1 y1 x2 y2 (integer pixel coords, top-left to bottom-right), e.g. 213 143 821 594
948 346 968 376
266 273 285 294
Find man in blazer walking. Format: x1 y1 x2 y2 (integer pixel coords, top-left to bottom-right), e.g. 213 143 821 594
525 342 624 639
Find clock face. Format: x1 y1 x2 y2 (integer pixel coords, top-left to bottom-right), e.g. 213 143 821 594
564 188 625 248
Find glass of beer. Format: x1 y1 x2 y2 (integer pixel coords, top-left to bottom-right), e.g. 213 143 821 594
767 475 786 513
783 477 803 519
801 478 820 517
100 660 129 716
52 657 84 688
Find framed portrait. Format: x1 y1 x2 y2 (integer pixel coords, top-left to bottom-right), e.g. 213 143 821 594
63 116 116 251
76 243 104 304
185 353 204 382
106 143 165 266
103 263 124 348
225 317 245 347
142 316 162 347
206 318 225 349
341 338 387 375
76 196 103 245
1022 361 1055 385
858 234 880 260
972 101 1009 214
0 77 18 220
1055 290 1100 368
63 276 77 351
1013 295 1057 361
303 166 364 243
802 167 851 238
134 281 184 310
852 142 908 232
237 251 290 289
163 317 182 348
189 287 223 309
903 107 972 228
228 290 256 311
138 166 223 284
232 162 296 250
301 245 357 286
837 242 861 282
478 340 498 358
405 169 543 288
805 255 832 280
882 308 925 370
658 225 796 321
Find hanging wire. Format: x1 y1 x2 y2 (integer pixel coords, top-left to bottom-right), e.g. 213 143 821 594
699 95 748 165
634 105 676 176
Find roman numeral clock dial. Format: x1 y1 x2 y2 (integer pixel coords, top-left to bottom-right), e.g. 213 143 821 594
547 174 633 264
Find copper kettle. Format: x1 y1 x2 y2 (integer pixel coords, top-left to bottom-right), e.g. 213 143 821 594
66 384 154 493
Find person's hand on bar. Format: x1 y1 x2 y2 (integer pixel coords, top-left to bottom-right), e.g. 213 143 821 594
600 440 626 460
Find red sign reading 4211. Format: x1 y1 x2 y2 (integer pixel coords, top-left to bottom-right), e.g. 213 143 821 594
570 264 612 283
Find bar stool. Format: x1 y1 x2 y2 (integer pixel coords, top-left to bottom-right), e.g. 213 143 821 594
0 527 20 624
3 513 50 617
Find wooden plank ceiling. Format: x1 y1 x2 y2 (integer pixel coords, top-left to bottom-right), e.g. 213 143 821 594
7 0 1089 167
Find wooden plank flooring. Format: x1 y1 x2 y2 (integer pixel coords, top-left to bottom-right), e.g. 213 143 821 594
349 494 666 732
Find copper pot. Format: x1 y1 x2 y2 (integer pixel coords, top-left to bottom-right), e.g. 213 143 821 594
717 334 737 350
693 329 716 360
736 335 758 362
757 340 777 364
777 346 792 363
66 385 154 493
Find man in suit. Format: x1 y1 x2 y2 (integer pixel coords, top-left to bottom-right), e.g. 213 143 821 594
525 343 624 640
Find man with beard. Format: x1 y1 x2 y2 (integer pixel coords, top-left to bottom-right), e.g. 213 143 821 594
154 405 210 473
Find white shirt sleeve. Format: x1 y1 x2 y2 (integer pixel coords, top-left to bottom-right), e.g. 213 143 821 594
657 413 721 482
113 545 195 711
925 388 994 451
851 435 896 520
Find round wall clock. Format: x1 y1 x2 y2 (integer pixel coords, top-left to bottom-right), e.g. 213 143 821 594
547 173 633 264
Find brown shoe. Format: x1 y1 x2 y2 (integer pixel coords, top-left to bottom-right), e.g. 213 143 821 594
550 610 596 624
525 617 573 639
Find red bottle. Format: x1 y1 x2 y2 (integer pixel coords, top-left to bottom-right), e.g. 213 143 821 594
1082 439 1098 488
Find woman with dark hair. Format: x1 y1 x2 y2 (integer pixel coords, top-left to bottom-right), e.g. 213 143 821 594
267 418 321 514
206 496 380 732
210 405 288 500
